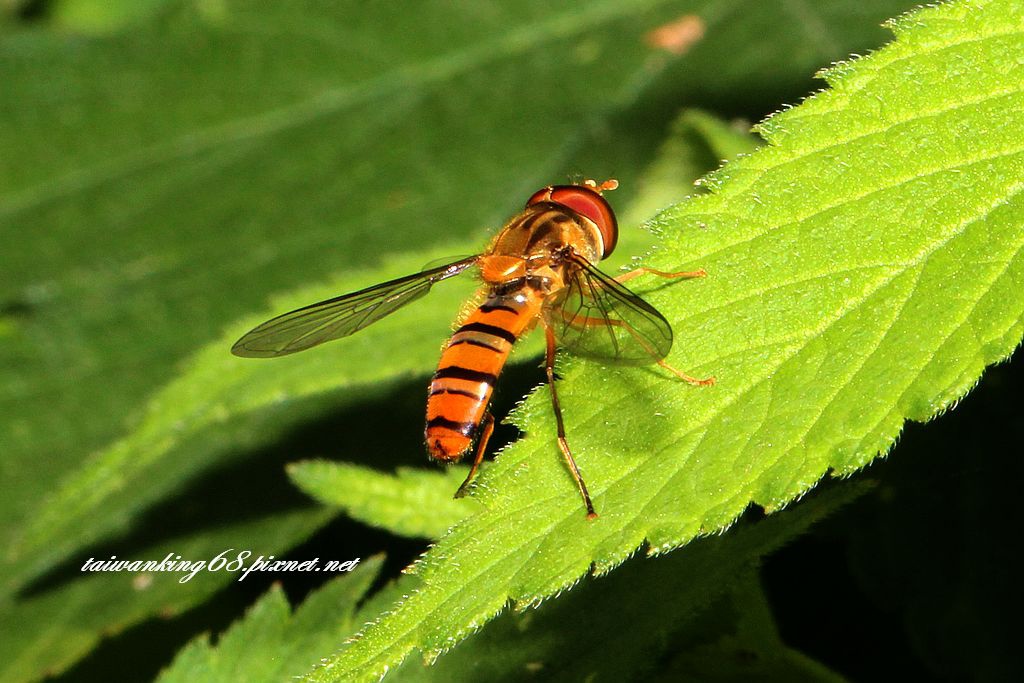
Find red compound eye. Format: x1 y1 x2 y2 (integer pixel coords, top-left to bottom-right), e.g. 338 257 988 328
526 184 619 258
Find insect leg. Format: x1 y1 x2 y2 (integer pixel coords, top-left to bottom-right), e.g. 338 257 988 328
614 267 706 284
655 359 716 386
454 412 495 499
566 313 715 387
544 322 598 519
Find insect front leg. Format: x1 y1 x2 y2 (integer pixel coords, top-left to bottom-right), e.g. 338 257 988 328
614 267 707 284
454 413 495 499
654 358 715 386
544 322 598 519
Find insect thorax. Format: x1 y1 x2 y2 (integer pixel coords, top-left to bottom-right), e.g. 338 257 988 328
491 205 602 262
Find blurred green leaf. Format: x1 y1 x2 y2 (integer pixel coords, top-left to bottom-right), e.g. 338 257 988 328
48 0 168 33
306 1 1024 679
288 463 480 539
0 507 333 682
1 80 762 683
620 108 762 227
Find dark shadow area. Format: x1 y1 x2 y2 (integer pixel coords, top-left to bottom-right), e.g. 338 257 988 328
764 350 1024 681
0 298 35 319
10 0 48 22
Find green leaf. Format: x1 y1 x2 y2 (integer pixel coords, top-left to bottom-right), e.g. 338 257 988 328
156 556 384 683
288 462 480 539
380 481 862 682
0 1 925 678
158 475 856 683
0 59 773 683
307 1 1024 679
0 0 916 599
3 0 708 592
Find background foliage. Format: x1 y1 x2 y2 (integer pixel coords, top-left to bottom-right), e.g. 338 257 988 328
1 1 1020 681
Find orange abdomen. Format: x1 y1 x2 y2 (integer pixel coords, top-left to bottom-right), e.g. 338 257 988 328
426 293 539 460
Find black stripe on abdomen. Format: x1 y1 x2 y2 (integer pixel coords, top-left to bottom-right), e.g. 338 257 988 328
448 338 503 352
456 321 517 344
426 416 477 437
479 302 518 314
429 386 480 399
433 366 499 385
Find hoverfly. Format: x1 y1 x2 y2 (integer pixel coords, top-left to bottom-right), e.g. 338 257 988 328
232 179 712 518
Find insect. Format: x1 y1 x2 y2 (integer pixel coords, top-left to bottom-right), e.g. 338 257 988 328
232 179 712 518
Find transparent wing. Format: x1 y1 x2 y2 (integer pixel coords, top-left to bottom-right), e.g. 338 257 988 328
553 253 674 365
232 256 478 358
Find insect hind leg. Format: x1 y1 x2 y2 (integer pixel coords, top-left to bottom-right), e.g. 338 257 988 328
544 322 597 519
